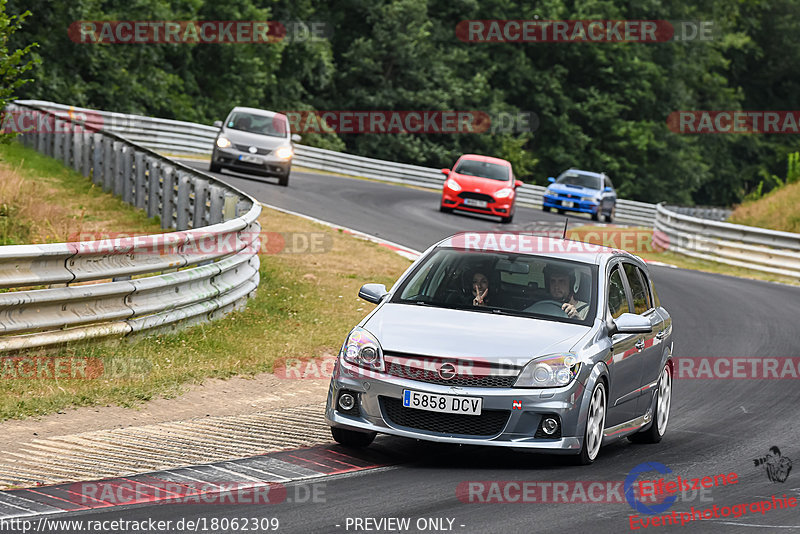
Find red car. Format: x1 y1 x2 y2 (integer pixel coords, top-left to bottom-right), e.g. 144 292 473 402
440 154 523 224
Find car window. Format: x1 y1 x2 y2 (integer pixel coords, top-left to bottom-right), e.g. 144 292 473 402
623 263 650 314
453 160 509 181
604 177 613 190
556 171 602 190
226 111 288 138
607 266 629 319
393 249 597 325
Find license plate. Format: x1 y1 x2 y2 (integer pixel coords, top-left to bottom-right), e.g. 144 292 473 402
402 389 482 416
239 154 262 164
463 199 488 208
563 201 575 208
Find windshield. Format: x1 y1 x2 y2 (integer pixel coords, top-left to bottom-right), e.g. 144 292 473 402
454 160 510 181
392 248 597 325
556 171 602 190
225 112 288 138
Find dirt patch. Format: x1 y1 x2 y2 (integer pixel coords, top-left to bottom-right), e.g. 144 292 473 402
0 371 330 452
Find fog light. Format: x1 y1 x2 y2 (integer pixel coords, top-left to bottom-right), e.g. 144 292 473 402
542 417 559 435
338 392 356 411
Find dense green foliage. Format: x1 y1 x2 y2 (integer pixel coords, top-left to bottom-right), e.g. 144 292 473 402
8 0 800 205
0 0 37 144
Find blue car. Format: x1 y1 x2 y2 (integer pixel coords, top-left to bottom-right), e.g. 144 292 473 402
542 169 617 222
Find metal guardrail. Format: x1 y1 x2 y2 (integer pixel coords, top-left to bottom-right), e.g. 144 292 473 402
661 205 732 222
654 203 800 279
15 100 657 227
0 103 262 353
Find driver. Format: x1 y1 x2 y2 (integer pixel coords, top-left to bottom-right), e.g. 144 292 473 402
544 264 589 319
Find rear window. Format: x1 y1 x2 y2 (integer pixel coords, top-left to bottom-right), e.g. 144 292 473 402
454 160 510 181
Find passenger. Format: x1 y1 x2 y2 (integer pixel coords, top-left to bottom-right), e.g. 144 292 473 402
544 264 589 319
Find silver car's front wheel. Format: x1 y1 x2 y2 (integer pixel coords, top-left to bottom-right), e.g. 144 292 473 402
576 382 606 465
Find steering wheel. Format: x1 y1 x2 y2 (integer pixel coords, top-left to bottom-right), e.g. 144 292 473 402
525 299 569 318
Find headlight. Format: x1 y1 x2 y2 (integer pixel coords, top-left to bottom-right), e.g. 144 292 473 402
514 353 581 388
275 146 294 159
445 178 462 191
341 327 384 372
216 136 231 149
494 188 514 199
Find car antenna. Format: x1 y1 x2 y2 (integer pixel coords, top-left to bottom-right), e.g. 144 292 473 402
562 218 569 239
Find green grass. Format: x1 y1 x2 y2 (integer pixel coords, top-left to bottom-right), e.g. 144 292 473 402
728 180 800 233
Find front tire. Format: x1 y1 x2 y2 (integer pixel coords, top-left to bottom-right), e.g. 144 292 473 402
629 364 671 444
574 381 606 465
500 214 514 224
604 207 615 223
331 427 376 448
209 161 222 173
542 205 551 212
440 205 453 213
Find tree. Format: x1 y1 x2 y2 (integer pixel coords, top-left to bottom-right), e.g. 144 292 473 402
0 0 37 143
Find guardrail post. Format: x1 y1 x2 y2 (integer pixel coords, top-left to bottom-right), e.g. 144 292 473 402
53 120 62 161
147 157 160 219
223 193 238 221
134 151 146 210
62 127 72 168
208 185 225 225
193 178 209 228
102 137 114 192
72 128 82 172
160 165 175 229
91 133 103 186
176 172 192 231
113 142 125 197
81 132 92 178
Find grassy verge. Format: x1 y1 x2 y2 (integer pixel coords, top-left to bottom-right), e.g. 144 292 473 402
568 225 799 286
0 142 163 246
0 207 411 421
728 180 800 233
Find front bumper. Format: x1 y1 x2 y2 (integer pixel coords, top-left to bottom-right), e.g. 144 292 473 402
212 147 291 176
441 191 514 217
543 194 599 214
325 361 588 453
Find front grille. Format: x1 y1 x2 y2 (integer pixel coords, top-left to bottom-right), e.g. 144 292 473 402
382 353 520 388
382 397 510 436
234 144 271 155
458 192 495 203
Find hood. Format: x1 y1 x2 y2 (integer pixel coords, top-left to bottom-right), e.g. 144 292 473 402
547 183 599 198
220 127 289 149
449 172 510 192
363 303 589 362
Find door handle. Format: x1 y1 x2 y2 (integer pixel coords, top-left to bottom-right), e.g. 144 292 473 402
635 339 645 351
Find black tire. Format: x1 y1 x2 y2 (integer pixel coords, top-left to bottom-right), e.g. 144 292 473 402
501 214 514 224
629 364 671 444
572 381 607 465
591 212 599 221
440 205 453 213
604 207 615 223
557 209 565 215
278 172 289 186
331 427 376 448
209 162 222 173
542 205 551 212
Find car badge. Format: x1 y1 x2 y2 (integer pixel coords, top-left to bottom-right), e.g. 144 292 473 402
438 362 457 380
248 146 258 154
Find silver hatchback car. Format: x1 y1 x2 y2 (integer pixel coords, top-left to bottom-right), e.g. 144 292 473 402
325 232 673 464
210 107 301 186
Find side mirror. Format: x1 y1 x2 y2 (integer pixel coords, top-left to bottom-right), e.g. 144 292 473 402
441 168 450 176
358 283 388 304
213 120 223 128
608 313 653 336
548 177 555 183
603 186 612 193
515 179 524 188
291 133 302 142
